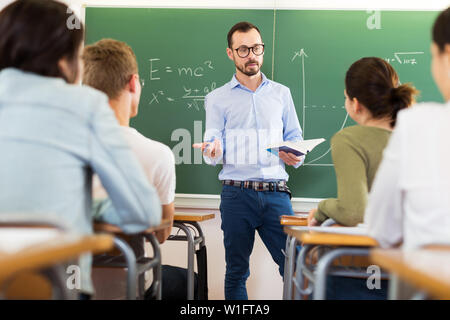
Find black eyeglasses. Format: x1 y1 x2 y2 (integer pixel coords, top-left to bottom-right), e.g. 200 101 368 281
234 44 265 58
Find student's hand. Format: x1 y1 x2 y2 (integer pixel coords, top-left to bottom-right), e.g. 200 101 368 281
279 151 304 166
154 225 172 244
193 138 222 159
307 208 321 227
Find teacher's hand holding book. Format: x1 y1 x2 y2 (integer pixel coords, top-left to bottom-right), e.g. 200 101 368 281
266 138 325 167
279 151 304 166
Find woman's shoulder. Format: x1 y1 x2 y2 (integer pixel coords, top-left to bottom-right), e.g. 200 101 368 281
397 101 450 123
331 125 391 152
335 125 391 138
60 83 109 111
332 125 369 141
0 69 110 118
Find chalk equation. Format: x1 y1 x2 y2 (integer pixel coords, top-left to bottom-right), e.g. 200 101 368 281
147 58 216 110
384 51 424 65
148 82 217 111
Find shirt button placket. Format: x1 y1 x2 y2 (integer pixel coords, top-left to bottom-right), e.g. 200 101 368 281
253 93 262 173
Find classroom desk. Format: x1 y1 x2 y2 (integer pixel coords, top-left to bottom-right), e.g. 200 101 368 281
286 226 379 300
281 214 308 300
168 212 215 300
371 247 450 300
93 219 171 300
0 227 113 299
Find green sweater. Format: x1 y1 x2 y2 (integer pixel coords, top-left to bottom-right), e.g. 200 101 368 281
315 125 391 226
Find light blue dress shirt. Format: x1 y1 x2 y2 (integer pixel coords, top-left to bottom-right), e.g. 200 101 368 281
0 68 161 294
204 73 303 181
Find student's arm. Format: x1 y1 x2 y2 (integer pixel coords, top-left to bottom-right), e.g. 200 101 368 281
155 202 175 244
314 133 367 226
282 89 304 168
153 147 176 244
365 123 404 248
89 99 161 233
202 94 224 165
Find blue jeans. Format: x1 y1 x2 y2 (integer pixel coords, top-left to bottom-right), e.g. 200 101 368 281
219 184 294 300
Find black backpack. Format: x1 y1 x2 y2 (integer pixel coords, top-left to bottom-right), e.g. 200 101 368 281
145 246 208 300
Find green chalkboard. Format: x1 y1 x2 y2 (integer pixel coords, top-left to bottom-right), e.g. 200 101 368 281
85 8 441 198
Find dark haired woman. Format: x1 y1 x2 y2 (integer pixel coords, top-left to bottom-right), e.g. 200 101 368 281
308 57 418 227
366 7 450 250
0 0 161 297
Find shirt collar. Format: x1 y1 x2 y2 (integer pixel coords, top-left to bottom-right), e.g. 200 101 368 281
229 72 270 91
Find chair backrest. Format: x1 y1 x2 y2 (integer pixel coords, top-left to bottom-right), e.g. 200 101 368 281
2 271 54 299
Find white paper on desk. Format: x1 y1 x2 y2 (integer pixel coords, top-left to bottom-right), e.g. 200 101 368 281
307 226 369 236
289 226 311 232
0 228 61 254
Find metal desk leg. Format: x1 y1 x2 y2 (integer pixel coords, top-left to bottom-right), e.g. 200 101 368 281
388 273 399 300
112 237 137 300
313 247 369 300
282 236 298 300
144 233 162 300
42 265 76 299
173 222 196 300
282 235 291 299
191 221 206 248
293 244 315 300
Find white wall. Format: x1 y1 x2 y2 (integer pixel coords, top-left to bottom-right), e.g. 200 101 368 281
1 0 449 22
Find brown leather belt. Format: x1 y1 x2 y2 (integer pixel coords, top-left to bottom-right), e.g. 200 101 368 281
222 179 291 198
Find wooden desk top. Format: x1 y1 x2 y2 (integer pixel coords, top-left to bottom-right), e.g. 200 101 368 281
301 232 378 247
0 230 113 284
280 215 308 226
371 247 450 299
174 212 215 222
284 225 310 239
94 218 172 235
284 226 378 247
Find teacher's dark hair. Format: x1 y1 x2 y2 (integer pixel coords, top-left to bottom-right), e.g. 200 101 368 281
0 0 84 83
227 21 261 48
345 57 419 127
432 7 450 52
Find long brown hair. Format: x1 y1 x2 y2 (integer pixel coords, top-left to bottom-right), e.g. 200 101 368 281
345 57 419 127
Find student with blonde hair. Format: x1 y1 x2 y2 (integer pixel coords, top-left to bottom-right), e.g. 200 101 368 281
83 38 175 244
